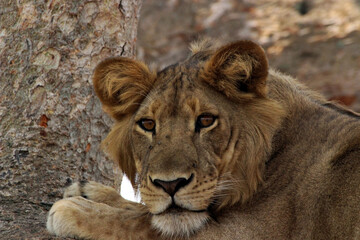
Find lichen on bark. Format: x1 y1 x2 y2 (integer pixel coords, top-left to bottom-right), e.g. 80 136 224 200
0 0 142 238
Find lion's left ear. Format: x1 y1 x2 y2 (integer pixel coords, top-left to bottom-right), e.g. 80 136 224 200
201 40 268 100
93 57 156 121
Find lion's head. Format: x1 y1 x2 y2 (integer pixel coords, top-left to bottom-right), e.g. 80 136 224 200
93 40 284 237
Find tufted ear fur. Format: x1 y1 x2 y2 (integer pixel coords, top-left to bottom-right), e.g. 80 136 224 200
93 57 156 121
201 40 268 100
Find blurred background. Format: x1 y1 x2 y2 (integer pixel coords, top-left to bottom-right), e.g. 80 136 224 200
137 0 360 111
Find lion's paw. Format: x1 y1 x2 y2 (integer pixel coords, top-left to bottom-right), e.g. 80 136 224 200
47 196 125 239
64 180 123 207
47 197 86 238
47 196 153 240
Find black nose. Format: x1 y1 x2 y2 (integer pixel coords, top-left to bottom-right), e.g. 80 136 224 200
151 175 193 197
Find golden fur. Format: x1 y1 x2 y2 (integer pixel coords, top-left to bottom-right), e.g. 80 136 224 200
47 40 360 240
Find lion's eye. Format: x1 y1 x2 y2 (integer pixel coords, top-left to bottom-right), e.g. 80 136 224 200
138 119 156 132
196 114 216 131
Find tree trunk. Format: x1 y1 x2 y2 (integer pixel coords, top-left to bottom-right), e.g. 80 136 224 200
0 0 141 238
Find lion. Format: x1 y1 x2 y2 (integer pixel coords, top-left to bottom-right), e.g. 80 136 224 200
47 40 360 240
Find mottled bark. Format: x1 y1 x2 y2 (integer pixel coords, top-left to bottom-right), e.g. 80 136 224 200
0 0 141 238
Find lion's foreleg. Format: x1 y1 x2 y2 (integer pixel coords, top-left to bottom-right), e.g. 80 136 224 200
47 196 158 240
64 180 139 209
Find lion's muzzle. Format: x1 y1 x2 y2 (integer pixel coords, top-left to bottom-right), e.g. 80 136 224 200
150 174 194 197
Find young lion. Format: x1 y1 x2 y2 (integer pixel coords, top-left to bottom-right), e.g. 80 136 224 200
47 40 360 240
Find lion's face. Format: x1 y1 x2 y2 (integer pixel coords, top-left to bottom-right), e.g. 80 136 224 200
132 70 234 236
93 40 284 237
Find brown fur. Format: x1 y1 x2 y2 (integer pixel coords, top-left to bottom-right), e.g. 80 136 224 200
47 40 360 240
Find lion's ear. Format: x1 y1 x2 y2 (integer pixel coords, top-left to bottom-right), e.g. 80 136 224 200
201 40 268 100
93 57 156 120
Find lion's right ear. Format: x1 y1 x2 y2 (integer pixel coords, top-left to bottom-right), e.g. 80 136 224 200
93 57 156 120
201 40 268 101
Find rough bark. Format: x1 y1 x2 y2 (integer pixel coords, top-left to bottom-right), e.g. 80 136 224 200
0 0 141 238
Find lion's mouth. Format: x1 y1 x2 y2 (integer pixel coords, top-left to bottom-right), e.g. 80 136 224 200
156 202 207 215
151 204 210 237
148 185 212 236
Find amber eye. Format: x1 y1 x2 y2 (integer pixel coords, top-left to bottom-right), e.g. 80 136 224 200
138 119 156 132
195 114 217 132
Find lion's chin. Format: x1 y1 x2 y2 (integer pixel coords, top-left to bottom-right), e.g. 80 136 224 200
151 210 209 237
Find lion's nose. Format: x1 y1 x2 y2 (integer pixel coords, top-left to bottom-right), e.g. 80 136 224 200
151 174 193 197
